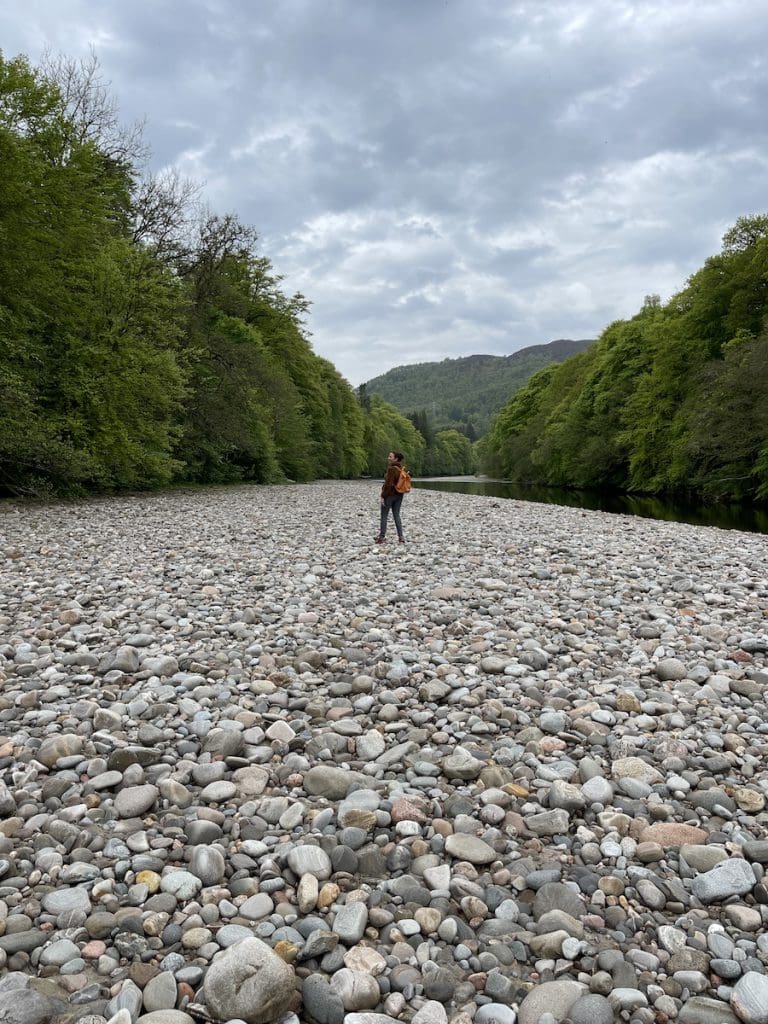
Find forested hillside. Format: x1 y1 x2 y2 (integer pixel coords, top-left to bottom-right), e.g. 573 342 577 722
0 51 475 494
363 338 593 437
478 216 768 502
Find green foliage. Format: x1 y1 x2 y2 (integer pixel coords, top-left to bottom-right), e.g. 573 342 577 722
424 430 475 475
0 49 370 496
175 313 282 484
0 51 183 493
481 219 768 503
366 339 593 436
363 396 426 476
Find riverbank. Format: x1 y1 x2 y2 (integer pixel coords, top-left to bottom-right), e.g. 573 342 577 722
413 476 768 535
1 481 767 1024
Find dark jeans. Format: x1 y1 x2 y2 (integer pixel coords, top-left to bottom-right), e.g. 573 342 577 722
380 494 404 540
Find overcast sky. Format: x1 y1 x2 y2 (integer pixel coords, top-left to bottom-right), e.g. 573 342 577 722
2 1 767 384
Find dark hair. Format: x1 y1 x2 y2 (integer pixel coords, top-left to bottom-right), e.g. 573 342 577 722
393 451 404 461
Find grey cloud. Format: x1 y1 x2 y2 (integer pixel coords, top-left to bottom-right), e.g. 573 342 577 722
1 0 767 383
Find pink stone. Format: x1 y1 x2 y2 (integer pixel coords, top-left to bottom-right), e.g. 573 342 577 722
391 798 428 823
539 736 566 753
326 707 352 721
640 823 707 846
81 940 107 959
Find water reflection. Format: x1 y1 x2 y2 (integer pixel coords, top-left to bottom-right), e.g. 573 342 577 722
412 477 768 535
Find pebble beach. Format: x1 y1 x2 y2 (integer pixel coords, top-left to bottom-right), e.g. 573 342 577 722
1 479 767 1024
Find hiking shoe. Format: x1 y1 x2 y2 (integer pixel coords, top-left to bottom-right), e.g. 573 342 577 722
374 536 385 544
398 538 405 543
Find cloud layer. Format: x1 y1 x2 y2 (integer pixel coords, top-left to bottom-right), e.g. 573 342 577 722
2 0 767 383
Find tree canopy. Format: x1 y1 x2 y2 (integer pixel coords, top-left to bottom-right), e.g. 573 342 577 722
0 51 378 495
480 217 768 502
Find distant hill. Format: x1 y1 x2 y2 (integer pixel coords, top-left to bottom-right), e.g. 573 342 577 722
364 339 594 437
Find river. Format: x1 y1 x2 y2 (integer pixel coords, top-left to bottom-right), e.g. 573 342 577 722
412 477 768 535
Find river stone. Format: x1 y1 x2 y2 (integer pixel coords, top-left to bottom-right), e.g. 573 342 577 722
0 990 57 1024
37 734 84 768
0 977 30 996
731 972 768 1024
105 981 143 1021
42 888 92 916
189 846 226 886
581 776 613 804
527 809 569 836
203 938 295 1024
444 834 496 864
108 646 141 672
411 1002 448 1024
114 784 159 818
343 1017 399 1024
549 780 586 812
160 871 202 900
743 841 768 864
657 926 687 954
533 884 584 921
217 925 255 948
655 658 688 680
678 997 740 1024
338 806 377 831
569 993 614 1024
8 473 768 1024
475 1008 516 1024
691 859 756 903
442 747 484 780
481 656 509 674
39 938 80 966
725 905 762 931
141 655 179 677
608 989 649 1012
240 894 274 921
297 873 319 913
356 731 386 760
232 766 270 797
333 903 368 944
681 844 728 872
202 729 244 758
611 757 662 785
540 711 569 734
529 930 568 958
142 973 178 1013
734 787 766 812
287 845 332 879
303 767 368 799
301 975 344 1024
517 980 586 1024
199 780 237 802
135 1014 194 1024
640 822 708 846
329 969 380 1011
346 942 387 974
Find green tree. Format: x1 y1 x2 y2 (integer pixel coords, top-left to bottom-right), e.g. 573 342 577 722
0 51 185 493
363 395 425 476
479 215 768 504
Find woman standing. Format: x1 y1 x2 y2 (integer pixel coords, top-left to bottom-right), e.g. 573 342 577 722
375 450 406 544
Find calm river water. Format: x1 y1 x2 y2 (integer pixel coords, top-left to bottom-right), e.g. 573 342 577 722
412 477 768 535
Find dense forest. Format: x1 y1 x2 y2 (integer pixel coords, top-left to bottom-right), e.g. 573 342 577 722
478 216 768 503
0 51 474 497
364 338 593 437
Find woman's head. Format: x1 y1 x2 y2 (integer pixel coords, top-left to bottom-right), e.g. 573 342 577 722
388 451 404 463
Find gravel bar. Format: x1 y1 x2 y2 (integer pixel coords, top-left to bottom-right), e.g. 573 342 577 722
0 481 767 1024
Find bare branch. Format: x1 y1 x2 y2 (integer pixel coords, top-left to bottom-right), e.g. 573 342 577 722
40 47 149 165
132 168 202 263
